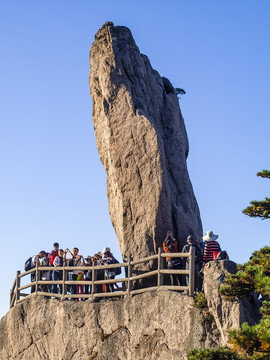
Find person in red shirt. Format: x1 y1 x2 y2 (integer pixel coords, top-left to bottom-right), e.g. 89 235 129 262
163 230 182 286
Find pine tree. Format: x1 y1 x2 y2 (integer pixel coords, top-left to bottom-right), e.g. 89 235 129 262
189 247 270 359
219 247 270 359
243 170 270 219
175 87 186 99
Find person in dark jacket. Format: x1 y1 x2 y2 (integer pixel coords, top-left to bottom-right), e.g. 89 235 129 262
52 249 64 294
102 247 116 292
84 255 93 295
182 235 203 291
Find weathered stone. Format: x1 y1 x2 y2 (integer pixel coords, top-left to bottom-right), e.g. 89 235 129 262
89 22 202 264
0 261 261 359
0 291 219 360
202 260 261 343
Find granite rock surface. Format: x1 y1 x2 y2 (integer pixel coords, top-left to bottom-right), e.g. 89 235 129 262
202 260 261 344
89 22 202 264
0 260 260 360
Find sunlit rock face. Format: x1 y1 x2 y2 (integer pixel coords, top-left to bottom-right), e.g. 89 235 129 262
0 262 260 359
89 22 202 265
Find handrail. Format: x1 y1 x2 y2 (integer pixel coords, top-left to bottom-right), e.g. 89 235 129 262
131 254 158 265
161 252 190 258
10 247 196 308
18 268 36 278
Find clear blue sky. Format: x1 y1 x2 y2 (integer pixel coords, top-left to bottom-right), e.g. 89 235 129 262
0 1 269 318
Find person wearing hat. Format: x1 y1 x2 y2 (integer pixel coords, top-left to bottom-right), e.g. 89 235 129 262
31 251 47 293
202 231 221 264
94 251 104 264
92 252 105 293
102 247 116 292
182 235 203 291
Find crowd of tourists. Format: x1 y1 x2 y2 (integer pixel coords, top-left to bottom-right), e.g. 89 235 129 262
26 244 120 298
163 229 228 291
25 229 227 298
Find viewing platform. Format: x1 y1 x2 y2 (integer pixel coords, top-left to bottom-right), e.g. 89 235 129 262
10 247 196 308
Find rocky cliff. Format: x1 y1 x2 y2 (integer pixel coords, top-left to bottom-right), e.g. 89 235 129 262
89 22 202 264
0 261 260 360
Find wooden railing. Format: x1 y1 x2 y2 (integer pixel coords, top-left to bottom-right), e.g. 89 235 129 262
10 247 195 308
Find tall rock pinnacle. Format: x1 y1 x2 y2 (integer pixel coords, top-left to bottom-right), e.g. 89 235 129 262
89 22 202 263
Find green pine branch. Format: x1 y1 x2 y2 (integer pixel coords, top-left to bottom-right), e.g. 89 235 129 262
257 170 270 179
243 170 270 220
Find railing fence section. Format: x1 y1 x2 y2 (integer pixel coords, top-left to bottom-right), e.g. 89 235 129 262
10 246 196 308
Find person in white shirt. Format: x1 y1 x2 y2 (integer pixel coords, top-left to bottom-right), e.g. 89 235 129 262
40 253 50 293
64 247 85 298
31 251 46 293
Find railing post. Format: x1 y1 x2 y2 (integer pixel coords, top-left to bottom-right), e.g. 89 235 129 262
35 263 40 294
10 289 12 308
189 246 195 296
91 264 96 295
62 262 67 300
10 282 14 308
127 257 132 295
16 270 21 303
157 247 163 288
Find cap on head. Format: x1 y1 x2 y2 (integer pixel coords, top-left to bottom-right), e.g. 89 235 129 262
53 242 59 248
102 247 111 254
94 251 102 257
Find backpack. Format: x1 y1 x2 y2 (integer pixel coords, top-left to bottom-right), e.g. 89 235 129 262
113 258 121 276
49 249 58 265
216 250 229 260
24 256 34 272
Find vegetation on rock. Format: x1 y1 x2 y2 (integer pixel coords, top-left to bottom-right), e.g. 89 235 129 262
243 170 270 219
187 346 243 359
193 291 214 328
193 292 207 309
189 247 270 359
219 247 270 359
220 247 270 299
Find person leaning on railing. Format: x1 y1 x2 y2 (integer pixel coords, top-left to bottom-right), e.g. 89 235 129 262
39 252 50 293
163 231 182 286
31 251 46 293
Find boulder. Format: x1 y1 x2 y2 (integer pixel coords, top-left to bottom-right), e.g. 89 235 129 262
89 22 202 265
203 260 261 343
0 262 261 359
0 292 219 360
